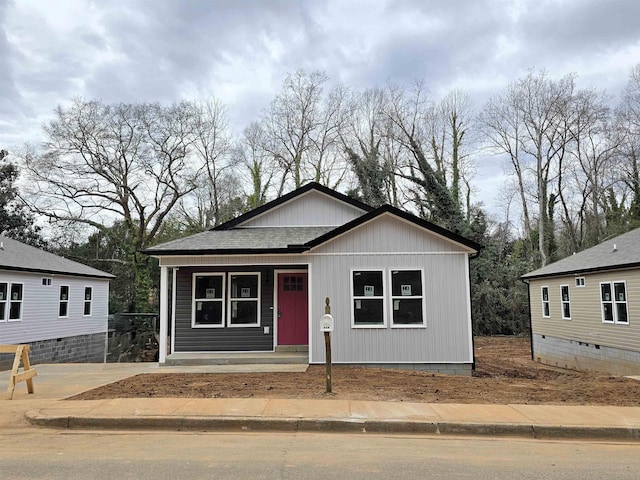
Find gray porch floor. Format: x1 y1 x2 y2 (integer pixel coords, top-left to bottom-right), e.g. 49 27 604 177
162 351 309 366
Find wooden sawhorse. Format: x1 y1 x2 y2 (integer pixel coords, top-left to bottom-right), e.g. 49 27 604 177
2 345 37 400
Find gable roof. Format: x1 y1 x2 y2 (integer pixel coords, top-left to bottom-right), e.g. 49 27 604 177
0 236 114 279
304 204 482 252
521 227 640 280
143 203 482 256
214 182 373 230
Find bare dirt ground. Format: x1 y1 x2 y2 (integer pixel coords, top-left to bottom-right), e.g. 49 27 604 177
72 337 640 405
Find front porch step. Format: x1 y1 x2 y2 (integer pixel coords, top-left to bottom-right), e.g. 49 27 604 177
275 345 309 353
162 351 308 366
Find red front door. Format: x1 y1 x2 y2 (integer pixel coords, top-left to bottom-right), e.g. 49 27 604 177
277 273 308 345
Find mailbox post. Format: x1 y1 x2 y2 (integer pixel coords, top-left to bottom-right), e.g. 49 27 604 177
320 297 334 393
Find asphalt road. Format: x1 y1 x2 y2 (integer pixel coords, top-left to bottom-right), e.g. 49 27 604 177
1 430 639 479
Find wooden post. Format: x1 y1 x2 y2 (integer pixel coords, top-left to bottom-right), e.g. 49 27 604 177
1 344 37 400
324 297 332 394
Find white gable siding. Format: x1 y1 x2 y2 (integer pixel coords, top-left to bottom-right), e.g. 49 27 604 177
240 190 365 227
308 214 473 364
310 214 472 254
308 252 472 364
0 270 109 345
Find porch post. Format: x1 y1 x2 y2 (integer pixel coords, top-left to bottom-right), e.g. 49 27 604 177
159 266 169 364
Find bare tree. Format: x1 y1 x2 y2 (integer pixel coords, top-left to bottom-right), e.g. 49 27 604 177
341 87 398 206
480 71 577 266
616 64 640 223
23 99 205 309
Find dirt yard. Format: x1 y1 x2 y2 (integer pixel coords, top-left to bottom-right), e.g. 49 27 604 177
72 337 640 405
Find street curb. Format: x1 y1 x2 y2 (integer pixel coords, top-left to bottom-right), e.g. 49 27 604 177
24 411 640 440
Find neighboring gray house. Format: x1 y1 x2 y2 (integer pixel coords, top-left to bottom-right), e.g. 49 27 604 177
144 183 481 375
522 227 640 375
0 237 112 368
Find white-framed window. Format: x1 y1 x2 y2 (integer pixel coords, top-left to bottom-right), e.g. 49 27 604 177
560 285 571 319
228 272 260 327
1 283 24 322
600 281 628 324
351 270 385 328
41 277 52 286
541 286 550 318
192 273 225 328
59 285 69 317
0 282 7 322
390 269 425 327
83 287 93 316
575 277 585 287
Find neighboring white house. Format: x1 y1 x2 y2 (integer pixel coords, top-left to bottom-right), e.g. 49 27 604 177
144 183 481 375
0 236 113 369
522 227 640 375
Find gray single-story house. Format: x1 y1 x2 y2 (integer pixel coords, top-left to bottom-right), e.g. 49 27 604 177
522 227 640 375
0 236 112 369
144 183 481 375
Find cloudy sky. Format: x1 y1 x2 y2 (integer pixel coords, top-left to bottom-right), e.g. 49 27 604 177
1 0 640 212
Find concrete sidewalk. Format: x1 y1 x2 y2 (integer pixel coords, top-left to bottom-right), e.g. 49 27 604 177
3 363 640 440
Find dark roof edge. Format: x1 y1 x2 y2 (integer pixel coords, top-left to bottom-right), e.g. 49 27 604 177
213 182 374 230
520 261 640 281
0 265 115 279
304 205 483 252
141 247 311 257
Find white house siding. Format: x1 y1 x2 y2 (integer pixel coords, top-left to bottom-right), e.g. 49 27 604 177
308 252 472 365
528 268 640 354
0 270 109 345
310 214 471 254
308 214 473 365
240 190 365 227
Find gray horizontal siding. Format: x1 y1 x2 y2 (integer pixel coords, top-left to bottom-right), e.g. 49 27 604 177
174 266 275 352
0 270 109 345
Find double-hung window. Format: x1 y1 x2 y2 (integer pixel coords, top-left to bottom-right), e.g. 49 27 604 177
352 270 385 327
228 273 260 327
541 286 550 318
84 287 93 316
601 281 628 324
59 285 69 317
390 270 425 326
193 274 225 327
0 284 17 321
1 283 23 321
560 285 571 319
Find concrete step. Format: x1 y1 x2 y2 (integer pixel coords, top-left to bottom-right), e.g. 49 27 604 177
162 351 308 366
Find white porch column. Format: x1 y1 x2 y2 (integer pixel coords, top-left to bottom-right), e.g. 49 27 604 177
159 266 169 364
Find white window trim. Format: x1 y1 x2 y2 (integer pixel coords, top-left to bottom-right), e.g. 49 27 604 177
41 277 52 286
560 285 571 320
191 273 226 329
7 282 24 322
58 285 70 318
227 272 261 328
351 268 387 329
83 286 93 317
575 277 585 287
0 282 8 322
389 268 426 328
541 286 550 318
600 280 629 325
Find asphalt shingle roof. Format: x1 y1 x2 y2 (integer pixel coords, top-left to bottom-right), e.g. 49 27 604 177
521 227 640 280
0 236 114 279
145 226 336 254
